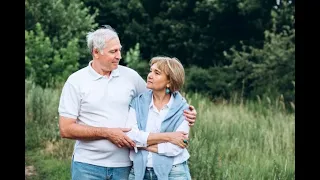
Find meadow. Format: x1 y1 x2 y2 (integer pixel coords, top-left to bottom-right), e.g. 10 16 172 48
25 80 295 180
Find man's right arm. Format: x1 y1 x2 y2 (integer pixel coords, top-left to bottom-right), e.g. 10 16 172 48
58 81 135 148
59 116 134 147
59 116 105 140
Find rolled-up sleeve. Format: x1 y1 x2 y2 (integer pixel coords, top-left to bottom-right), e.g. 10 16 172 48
125 107 149 147
157 120 190 156
58 81 80 119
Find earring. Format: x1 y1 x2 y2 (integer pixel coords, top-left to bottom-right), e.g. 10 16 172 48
165 87 170 94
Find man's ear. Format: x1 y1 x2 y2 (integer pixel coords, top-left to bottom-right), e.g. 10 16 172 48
93 48 100 58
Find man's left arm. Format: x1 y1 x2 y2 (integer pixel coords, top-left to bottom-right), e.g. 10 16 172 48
134 72 148 95
183 105 197 126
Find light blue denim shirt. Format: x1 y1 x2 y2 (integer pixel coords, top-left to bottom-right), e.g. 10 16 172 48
125 94 190 167
129 90 189 180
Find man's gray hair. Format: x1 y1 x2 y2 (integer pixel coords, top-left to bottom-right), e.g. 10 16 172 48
86 25 119 54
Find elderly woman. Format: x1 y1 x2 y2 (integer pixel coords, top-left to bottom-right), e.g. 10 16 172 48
125 56 192 180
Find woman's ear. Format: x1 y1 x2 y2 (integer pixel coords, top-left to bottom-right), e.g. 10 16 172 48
166 82 170 88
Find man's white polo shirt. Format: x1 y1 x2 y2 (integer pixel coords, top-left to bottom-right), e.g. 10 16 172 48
58 61 147 167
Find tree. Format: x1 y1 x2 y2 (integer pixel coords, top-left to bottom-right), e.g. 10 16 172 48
224 1 295 103
25 0 98 87
83 0 279 68
25 23 80 88
123 43 149 80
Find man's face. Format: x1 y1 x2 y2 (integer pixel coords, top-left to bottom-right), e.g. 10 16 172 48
95 37 122 72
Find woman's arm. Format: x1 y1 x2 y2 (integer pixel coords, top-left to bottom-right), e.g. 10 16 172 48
125 108 188 148
146 119 190 156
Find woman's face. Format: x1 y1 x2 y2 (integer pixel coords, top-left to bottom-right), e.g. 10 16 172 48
146 63 170 92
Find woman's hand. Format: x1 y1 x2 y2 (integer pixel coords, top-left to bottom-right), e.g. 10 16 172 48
166 131 188 148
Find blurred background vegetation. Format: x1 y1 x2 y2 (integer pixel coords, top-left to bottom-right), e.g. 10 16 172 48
25 0 295 179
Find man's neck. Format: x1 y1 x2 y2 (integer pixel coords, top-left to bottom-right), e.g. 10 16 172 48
91 60 111 77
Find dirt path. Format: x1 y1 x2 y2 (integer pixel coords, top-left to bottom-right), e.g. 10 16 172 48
25 165 36 178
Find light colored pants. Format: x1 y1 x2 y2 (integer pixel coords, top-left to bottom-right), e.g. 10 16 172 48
128 161 192 180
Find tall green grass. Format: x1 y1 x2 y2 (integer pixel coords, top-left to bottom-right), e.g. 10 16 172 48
25 80 74 180
185 93 294 179
25 81 294 180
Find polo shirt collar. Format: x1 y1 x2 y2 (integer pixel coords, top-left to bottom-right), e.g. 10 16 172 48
87 60 120 80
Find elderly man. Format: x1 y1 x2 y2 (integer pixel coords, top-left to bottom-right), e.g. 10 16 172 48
58 25 197 180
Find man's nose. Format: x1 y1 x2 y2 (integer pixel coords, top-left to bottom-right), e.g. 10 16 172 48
116 51 121 59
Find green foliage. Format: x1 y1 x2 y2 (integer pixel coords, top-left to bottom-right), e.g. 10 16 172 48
25 84 294 179
185 93 294 179
25 0 295 105
184 66 211 95
123 43 149 80
25 80 61 150
25 151 71 180
25 0 98 55
25 23 80 88
25 122 42 150
25 1 295 178
25 0 98 87
182 1 295 107
185 66 234 100
83 0 280 67
224 2 295 103
82 1 295 105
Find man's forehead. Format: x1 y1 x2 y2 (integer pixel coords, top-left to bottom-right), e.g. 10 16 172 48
108 45 122 49
105 38 122 49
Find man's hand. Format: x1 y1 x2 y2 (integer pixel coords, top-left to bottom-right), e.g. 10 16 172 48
166 131 188 148
184 105 197 126
106 128 135 148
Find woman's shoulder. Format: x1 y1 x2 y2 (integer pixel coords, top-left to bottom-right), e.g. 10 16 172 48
136 89 152 99
130 90 153 107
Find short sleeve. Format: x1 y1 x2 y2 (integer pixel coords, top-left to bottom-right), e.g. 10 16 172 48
58 81 80 119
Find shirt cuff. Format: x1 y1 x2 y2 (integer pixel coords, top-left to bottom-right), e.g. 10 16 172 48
157 143 167 154
135 132 150 147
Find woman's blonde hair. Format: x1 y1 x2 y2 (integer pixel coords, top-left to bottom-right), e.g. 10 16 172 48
150 56 185 92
